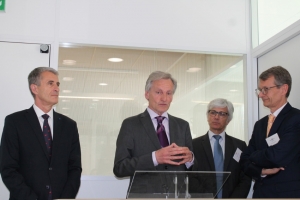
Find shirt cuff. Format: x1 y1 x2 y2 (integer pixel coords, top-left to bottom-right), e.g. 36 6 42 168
152 151 158 166
185 151 194 169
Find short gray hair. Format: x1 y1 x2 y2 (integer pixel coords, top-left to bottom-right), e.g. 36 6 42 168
207 98 234 122
259 66 292 97
145 71 177 93
28 67 58 97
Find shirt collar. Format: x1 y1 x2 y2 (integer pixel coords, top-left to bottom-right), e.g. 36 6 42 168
33 104 54 119
208 130 225 140
147 107 168 120
271 102 287 117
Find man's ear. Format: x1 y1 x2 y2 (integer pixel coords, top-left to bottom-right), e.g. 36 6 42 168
30 84 38 95
145 91 149 100
281 84 288 96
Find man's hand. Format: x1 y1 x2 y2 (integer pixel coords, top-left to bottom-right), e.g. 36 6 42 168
155 143 193 165
261 167 285 175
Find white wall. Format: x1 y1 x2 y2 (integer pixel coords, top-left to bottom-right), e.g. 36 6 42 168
257 32 300 117
0 0 249 198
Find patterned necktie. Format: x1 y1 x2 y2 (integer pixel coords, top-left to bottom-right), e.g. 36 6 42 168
155 116 169 147
42 114 53 158
42 114 53 200
266 114 275 137
213 135 223 198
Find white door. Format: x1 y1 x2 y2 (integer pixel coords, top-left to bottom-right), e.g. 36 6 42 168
0 41 50 199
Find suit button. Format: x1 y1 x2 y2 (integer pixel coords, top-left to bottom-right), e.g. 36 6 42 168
165 166 168 169
49 167 52 170
46 185 50 189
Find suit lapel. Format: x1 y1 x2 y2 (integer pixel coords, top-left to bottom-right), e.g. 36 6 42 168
202 133 215 169
269 103 292 137
25 106 50 161
51 110 62 162
168 115 178 144
224 133 234 171
140 110 161 149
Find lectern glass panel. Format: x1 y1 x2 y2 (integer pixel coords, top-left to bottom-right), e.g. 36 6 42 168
127 170 230 199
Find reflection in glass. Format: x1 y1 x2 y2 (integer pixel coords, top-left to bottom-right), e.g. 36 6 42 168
57 46 246 175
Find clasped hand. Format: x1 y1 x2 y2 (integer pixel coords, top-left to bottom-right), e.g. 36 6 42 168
155 143 192 165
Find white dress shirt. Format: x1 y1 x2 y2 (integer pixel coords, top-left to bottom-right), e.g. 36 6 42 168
147 107 194 168
33 104 54 139
208 130 226 157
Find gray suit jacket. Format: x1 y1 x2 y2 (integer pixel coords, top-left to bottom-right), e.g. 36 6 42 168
113 109 193 194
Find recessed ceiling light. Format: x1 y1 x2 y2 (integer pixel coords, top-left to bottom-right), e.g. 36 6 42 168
186 67 201 72
63 60 76 65
230 89 238 92
62 90 72 93
108 58 123 62
63 77 74 81
99 83 108 86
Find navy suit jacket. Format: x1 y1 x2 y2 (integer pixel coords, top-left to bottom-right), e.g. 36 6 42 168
240 103 300 198
0 107 82 200
190 133 251 198
113 110 193 194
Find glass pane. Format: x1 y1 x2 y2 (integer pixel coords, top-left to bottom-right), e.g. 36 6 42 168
57 45 246 175
252 0 300 48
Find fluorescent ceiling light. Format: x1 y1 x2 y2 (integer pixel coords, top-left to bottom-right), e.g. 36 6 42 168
62 99 70 102
108 58 123 62
60 96 133 100
59 93 134 100
59 67 138 74
63 60 76 65
99 83 108 86
186 67 201 72
63 77 74 81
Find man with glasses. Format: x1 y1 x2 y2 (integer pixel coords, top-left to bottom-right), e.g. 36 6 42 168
190 98 251 198
240 66 300 198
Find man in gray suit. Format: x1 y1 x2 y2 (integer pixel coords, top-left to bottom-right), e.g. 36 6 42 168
113 71 194 196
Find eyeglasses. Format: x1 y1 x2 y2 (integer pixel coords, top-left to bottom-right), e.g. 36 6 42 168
208 110 228 118
255 85 282 95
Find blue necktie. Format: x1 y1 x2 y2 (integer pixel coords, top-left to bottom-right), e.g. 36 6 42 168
155 116 169 147
213 135 223 198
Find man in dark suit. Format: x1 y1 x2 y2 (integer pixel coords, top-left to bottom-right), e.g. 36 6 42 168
0 67 82 200
113 71 194 196
191 98 251 198
240 66 300 198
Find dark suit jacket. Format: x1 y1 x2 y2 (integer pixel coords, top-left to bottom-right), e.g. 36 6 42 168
113 109 193 194
240 103 300 198
0 106 82 200
190 133 251 198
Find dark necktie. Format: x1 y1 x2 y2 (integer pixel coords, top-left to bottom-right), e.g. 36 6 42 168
42 114 53 158
42 114 53 200
155 116 169 147
213 135 223 198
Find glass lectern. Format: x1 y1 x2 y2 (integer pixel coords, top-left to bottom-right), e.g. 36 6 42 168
127 171 230 199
